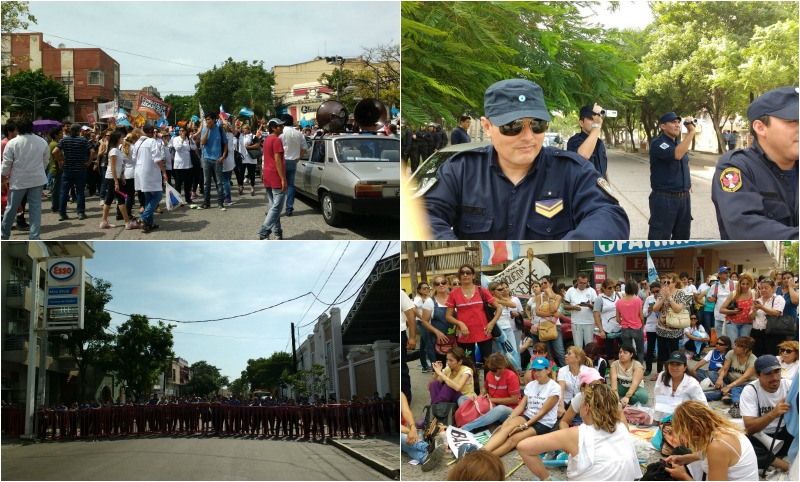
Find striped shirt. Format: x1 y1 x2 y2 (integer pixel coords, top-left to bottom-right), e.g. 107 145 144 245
57 136 92 174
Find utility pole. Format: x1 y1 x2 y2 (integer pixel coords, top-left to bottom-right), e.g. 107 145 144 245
415 242 427 285
290 323 297 374
405 242 418 296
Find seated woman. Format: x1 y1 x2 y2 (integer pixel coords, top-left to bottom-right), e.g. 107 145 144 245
665 401 758 481
461 354 520 433
401 392 445 472
653 351 708 421
705 336 757 406
518 383 642 481
688 335 731 384
557 345 594 418
558 368 604 430
446 450 505 481
583 342 608 380
609 344 649 407
682 314 709 361
779 340 798 382
429 346 476 406
480 357 561 457
521 342 558 384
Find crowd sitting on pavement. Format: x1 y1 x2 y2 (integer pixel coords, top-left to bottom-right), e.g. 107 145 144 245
401 264 798 480
4 392 398 442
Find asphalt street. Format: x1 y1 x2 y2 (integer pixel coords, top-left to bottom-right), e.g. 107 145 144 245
1 436 391 480
5 186 398 240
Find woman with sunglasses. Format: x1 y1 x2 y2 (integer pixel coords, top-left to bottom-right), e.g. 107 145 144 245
414 281 436 373
720 272 756 341
445 264 502 378
558 367 604 429
460 353 520 433
426 276 454 365
652 273 690 381
778 340 798 382
688 335 732 386
531 276 566 367
593 279 621 361
749 279 785 357
707 336 756 408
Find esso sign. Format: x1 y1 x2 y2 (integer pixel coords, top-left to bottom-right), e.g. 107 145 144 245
49 261 76 281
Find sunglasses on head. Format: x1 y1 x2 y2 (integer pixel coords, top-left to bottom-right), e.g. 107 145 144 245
497 118 550 136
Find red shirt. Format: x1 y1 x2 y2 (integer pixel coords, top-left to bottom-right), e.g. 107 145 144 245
262 134 284 189
484 369 520 409
446 286 494 343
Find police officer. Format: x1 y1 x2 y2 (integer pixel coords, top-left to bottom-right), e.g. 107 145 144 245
648 112 696 240
712 86 799 239
423 79 629 240
415 123 429 165
435 123 448 150
401 121 413 173
451 115 472 145
567 104 608 179
423 123 436 155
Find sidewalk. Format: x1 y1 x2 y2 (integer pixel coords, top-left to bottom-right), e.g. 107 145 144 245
328 434 400 480
609 146 724 169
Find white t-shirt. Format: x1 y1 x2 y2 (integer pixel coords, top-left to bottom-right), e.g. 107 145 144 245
781 361 798 383
239 133 257 164
413 296 434 322
682 325 708 346
594 293 620 334
105 146 125 179
711 280 735 322
752 295 785 331
653 373 708 405
739 379 791 435
400 290 414 332
682 284 698 298
497 297 523 330
523 379 561 427
564 286 597 324
132 136 164 192
644 295 659 332
558 365 590 406
567 422 642 481
528 293 561 325
223 134 236 172
171 136 192 169
280 126 308 160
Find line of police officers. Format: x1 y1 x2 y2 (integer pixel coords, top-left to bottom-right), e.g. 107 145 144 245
403 122 449 173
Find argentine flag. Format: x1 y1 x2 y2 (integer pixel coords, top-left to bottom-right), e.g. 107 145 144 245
646 250 659 283
481 241 520 266
239 107 254 117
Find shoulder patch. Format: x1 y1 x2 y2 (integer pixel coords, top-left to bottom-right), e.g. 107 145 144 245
596 177 619 202
719 167 743 192
659 142 670 150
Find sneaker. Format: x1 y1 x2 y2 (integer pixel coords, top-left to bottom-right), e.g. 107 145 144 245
58 214 69 221
421 443 445 472
223 200 233 207
190 193 198 200
141 223 151 233
125 220 140 230
543 451 559 461
99 201 105 207
285 211 293 217
197 204 209 210
728 403 741 418
99 221 115 229
16 219 29 229
250 188 255 196
692 354 702 361
77 212 88 220
148 223 160 231
218 205 227 212
238 186 244 195
722 393 733 405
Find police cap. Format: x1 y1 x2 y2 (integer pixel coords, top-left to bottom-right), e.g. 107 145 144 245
579 105 598 119
746 86 799 122
484 79 552 125
658 112 681 125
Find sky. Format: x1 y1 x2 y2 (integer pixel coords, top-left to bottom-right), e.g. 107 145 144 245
84 241 399 381
578 0 654 30
25 1 400 96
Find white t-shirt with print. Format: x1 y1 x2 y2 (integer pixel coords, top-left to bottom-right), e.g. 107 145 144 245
739 379 791 435
564 286 597 325
523 378 561 427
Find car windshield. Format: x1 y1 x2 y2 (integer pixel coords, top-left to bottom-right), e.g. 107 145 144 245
333 138 399 162
408 150 457 197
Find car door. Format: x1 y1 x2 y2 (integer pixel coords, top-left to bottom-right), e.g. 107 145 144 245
299 139 326 198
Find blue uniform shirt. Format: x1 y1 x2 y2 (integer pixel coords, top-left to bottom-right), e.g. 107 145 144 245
567 131 607 178
711 139 798 239
450 127 471 145
423 144 630 239
200 123 227 160
650 133 691 192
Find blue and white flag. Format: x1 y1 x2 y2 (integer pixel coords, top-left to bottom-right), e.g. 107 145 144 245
238 107 254 117
115 109 131 127
481 241 520 266
646 250 659 283
191 115 200 123
156 115 168 128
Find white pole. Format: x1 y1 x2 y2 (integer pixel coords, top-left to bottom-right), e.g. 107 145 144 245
23 257 40 439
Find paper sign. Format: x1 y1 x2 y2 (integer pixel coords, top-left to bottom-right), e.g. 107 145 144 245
445 426 483 458
98 101 118 119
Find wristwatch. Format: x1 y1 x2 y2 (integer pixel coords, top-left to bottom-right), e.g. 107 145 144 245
592 123 601 129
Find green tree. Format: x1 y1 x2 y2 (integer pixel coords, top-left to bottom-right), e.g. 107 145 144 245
162 94 197 125
1 69 70 120
242 352 294 392
228 377 249 398
108 315 174 402
280 364 329 399
189 360 225 396
62 278 115 402
785 242 798 273
1 1 36 33
195 58 274 121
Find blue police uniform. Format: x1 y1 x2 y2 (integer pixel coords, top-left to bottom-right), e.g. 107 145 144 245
567 131 607 178
712 139 798 239
450 126 471 145
648 132 692 239
424 144 629 239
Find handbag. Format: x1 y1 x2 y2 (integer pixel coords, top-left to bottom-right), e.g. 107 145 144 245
477 287 502 338
666 309 690 329
248 145 263 160
454 395 494 427
513 312 525 331
765 296 795 335
435 332 458 355
538 320 558 341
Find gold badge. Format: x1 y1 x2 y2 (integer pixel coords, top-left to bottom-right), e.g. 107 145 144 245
535 199 564 218
719 167 742 192
597 177 619 202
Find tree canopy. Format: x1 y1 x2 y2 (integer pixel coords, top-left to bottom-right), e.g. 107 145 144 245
241 352 293 393
189 361 226 396
107 315 174 402
195 58 275 121
1 1 36 33
1 69 70 120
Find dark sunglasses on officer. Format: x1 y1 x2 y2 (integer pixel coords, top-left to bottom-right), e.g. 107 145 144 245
497 118 550 136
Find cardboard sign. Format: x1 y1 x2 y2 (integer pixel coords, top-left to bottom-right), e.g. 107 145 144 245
138 93 171 119
445 426 483 458
482 257 551 295
98 101 118 119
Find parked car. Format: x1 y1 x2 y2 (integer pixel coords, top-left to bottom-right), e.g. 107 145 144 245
406 141 491 198
295 134 400 226
515 294 605 350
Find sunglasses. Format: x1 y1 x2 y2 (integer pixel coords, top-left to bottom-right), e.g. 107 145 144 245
433 281 448 286
419 286 430 290
662 280 672 285
716 343 727 346
780 348 797 353
451 282 460 287
459 270 474 276
533 350 547 354
652 289 660 293
497 118 550 136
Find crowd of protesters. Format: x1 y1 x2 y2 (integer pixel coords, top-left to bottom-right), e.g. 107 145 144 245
3 392 398 442
401 264 798 480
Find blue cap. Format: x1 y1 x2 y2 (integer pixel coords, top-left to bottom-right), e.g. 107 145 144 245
579 105 598 119
658 112 681 125
718 266 730 274
530 356 550 371
484 79 551 125
747 86 799 122
754 355 782 374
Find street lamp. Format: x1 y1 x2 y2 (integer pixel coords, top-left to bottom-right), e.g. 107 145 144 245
342 67 383 103
6 92 61 119
325 56 345 100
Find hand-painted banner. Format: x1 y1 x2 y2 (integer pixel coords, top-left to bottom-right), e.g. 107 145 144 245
98 101 118 119
138 94 171 119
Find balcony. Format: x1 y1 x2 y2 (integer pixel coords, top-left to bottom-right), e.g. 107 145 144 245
5 281 30 309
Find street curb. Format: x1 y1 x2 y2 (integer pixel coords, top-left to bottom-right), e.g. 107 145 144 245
327 438 400 480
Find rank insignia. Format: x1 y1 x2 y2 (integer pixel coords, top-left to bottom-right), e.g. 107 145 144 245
719 167 742 192
535 199 564 218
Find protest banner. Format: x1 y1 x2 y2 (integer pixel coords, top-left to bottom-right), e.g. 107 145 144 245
138 93 171 119
98 101 118 119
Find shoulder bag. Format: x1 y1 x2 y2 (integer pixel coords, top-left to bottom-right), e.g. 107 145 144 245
536 293 558 341
477 287 502 338
765 295 795 336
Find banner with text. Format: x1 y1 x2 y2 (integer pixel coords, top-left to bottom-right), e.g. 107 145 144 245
481 257 551 295
595 241 724 256
98 101 118 119
138 94 171 119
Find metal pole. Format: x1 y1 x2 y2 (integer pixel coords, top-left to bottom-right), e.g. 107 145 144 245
291 322 297 374
36 331 48 409
33 91 37 120
375 68 379 102
23 257 41 438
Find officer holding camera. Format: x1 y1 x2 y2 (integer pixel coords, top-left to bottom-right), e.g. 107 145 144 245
567 104 609 180
648 112 697 240
712 86 798 239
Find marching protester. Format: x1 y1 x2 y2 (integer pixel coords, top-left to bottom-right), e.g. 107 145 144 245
98 130 135 230
132 125 167 233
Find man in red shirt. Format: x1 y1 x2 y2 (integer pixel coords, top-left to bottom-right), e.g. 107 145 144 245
257 118 287 240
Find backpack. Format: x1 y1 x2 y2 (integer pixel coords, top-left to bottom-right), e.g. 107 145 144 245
423 402 457 428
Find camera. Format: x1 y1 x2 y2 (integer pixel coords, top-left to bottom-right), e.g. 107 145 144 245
683 119 697 126
598 109 618 118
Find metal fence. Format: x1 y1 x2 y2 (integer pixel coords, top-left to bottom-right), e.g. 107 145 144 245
2 401 399 441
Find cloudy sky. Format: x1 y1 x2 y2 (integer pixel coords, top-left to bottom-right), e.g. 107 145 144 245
85 241 399 381
26 1 400 96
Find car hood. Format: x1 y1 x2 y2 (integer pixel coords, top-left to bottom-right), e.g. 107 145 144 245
341 162 400 184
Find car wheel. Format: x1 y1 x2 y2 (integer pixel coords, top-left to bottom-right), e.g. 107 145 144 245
320 191 343 226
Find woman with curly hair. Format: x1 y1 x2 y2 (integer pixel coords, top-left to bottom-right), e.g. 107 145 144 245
518 383 641 481
665 401 758 480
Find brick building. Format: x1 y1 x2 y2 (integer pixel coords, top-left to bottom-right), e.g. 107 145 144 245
1 32 119 123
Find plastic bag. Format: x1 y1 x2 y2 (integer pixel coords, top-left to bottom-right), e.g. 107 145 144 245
165 182 184 210
623 403 655 426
